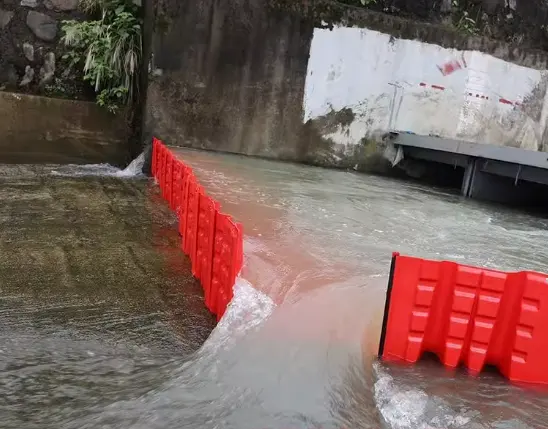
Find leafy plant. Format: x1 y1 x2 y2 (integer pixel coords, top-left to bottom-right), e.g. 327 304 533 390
455 10 479 35
452 0 479 35
61 0 142 114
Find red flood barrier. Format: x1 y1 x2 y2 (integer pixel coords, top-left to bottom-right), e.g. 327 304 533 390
151 138 244 320
379 253 548 384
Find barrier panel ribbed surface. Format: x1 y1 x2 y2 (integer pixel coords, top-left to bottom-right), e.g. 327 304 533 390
380 253 548 385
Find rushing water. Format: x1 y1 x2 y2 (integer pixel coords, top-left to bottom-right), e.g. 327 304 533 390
2 150 548 428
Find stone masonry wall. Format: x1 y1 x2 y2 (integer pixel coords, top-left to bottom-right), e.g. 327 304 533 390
0 0 88 99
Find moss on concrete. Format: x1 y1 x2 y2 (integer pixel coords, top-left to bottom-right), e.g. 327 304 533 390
297 105 392 173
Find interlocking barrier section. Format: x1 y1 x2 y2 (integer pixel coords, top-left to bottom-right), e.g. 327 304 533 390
151 138 243 321
379 253 548 385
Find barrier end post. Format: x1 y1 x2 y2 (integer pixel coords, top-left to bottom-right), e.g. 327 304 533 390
378 252 399 358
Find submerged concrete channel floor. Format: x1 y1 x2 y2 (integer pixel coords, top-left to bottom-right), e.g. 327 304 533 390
0 164 215 428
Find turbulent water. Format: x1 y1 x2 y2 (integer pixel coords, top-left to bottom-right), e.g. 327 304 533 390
1 149 548 428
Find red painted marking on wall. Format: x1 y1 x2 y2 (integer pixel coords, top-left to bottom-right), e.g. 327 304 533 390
419 83 520 105
418 83 445 90
437 60 464 76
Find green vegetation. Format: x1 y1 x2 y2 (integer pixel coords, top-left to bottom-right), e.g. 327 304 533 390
451 0 479 36
338 0 481 36
61 0 142 114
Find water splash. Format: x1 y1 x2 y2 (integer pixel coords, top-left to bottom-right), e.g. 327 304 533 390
373 363 471 429
203 278 276 351
80 278 276 429
50 152 145 178
116 152 146 177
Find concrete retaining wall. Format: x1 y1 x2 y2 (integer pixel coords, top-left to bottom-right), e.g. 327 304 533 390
147 0 312 161
145 0 548 172
0 91 128 164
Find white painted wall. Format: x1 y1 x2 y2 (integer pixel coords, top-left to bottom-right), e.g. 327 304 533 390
303 25 548 152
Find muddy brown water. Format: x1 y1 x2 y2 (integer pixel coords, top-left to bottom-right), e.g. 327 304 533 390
1 153 547 429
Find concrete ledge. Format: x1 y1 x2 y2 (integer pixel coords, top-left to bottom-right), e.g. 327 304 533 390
392 132 548 206
394 133 548 170
0 91 128 165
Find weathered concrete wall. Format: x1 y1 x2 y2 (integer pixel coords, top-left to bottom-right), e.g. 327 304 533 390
145 0 548 171
0 0 86 98
304 25 548 162
0 91 128 164
146 0 313 160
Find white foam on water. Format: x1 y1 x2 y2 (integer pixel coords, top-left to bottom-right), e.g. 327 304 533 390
373 363 472 429
116 152 146 178
197 277 277 357
49 152 145 178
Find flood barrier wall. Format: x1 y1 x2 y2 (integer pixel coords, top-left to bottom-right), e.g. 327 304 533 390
152 138 548 385
151 138 244 320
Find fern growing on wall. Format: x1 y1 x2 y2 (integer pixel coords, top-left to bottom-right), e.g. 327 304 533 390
61 0 142 114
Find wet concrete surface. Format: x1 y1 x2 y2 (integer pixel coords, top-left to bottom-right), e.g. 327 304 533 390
0 164 215 428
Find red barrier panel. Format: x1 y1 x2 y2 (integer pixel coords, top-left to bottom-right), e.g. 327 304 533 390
155 141 161 181
175 164 191 213
164 151 174 205
159 144 167 193
194 193 219 301
177 167 192 250
151 137 159 178
236 223 244 274
182 176 201 263
210 214 241 320
152 138 244 321
379 253 548 384
171 160 183 211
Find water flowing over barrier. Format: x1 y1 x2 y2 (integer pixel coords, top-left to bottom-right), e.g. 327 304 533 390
151 138 244 320
379 253 548 385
